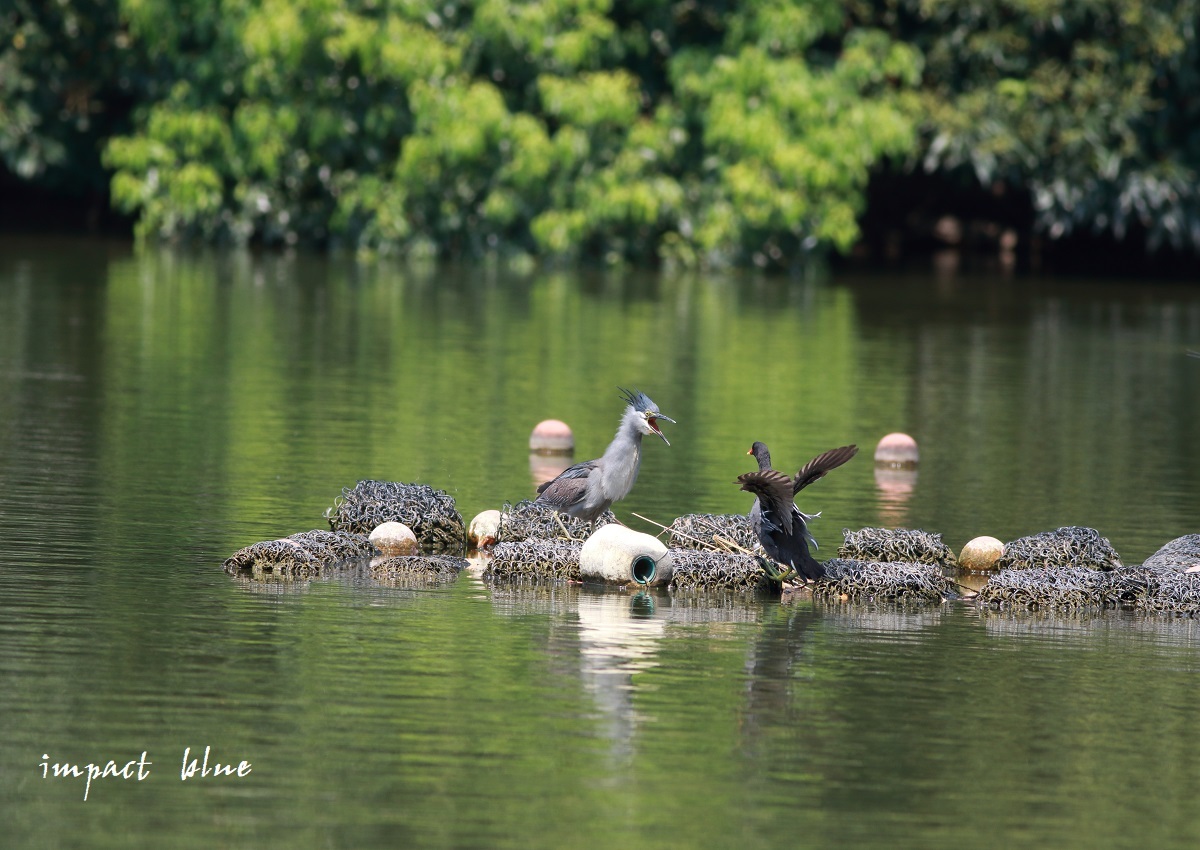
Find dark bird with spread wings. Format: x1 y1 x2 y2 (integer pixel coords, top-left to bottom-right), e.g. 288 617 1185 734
738 442 858 582
535 388 675 525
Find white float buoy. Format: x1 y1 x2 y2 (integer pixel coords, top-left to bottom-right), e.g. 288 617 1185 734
874 432 919 467
958 536 1004 572
370 521 418 555
530 419 574 454
468 510 501 549
579 524 673 586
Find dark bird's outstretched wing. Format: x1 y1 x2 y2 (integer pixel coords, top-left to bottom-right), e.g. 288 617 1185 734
792 445 858 495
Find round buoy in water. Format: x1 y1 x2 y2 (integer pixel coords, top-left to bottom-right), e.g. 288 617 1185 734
469 510 501 549
370 521 418 555
958 536 1004 572
875 432 919 467
530 419 574 454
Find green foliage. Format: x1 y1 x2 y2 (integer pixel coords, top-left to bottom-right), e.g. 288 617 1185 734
7 0 1199 261
671 32 918 264
86 0 922 264
0 0 142 191
896 0 1200 251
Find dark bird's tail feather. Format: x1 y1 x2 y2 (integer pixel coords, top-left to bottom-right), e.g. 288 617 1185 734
737 469 796 535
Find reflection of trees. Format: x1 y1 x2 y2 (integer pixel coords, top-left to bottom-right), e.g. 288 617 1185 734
848 275 1200 561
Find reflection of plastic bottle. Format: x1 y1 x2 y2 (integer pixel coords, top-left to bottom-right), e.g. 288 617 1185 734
579 524 674 586
577 589 666 673
629 591 655 618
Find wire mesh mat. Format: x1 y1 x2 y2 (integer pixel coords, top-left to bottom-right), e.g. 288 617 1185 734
483 539 584 583
369 555 469 586
326 480 466 554
495 500 614 543
994 526 1122 571
838 527 957 568
976 566 1200 614
224 530 377 581
813 558 952 604
1142 534 1200 573
667 549 771 593
666 513 759 553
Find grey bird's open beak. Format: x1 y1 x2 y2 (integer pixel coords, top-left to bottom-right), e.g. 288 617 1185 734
648 413 675 446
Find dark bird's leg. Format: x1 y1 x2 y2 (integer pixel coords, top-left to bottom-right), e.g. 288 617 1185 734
756 555 795 584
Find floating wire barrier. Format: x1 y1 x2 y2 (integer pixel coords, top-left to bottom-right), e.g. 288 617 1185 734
484 539 584 583
813 558 952 604
495 500 614 543
975 566 1200 615
838 527 957 568
483 541 772 593
224 530 377 581
1138 571 1200 614
1141 534 1200 573
974 566 1115 610
369 555 468 586
994 526 1122 571
666 513 759 552
326 480 466 554
667 549 771 593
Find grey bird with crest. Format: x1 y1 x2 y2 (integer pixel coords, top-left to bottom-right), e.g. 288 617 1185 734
738 442 858 582
535 388 675 525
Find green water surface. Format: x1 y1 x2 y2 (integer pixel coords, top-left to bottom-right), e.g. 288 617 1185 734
2 237 1199 849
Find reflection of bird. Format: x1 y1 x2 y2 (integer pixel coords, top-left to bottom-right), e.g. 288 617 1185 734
535 388 675 525
739 443 858 582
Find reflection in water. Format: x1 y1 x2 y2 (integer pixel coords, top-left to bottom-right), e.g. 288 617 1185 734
955 571 993 595
740 605 820 740
529 452 573 490
5 242 1200 850
483 580 580 619
486 583 770 760
576 590 665 758
816 602 947 636
483 584 667 759
874 466 917 526
973 606 1200 649
228 575 314 602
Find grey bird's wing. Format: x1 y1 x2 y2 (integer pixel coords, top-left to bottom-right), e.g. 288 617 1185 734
792 445 858 495
535 459 599 509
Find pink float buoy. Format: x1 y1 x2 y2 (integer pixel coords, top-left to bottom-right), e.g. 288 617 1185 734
530 419 574 454
874 432 919 467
